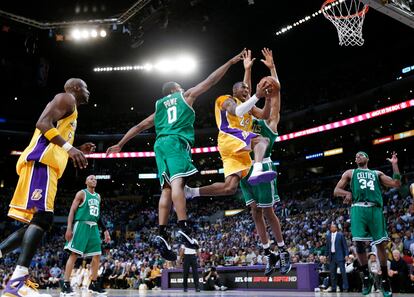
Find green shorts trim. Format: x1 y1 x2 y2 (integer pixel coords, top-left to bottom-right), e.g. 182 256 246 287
240 161 280 208
154 135 197 187
350 206 389 246
64 221 102 256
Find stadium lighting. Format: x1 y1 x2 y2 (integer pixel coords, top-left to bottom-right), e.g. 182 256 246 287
93 55 197 74
81 29 90 39
176 56 196 74
70 28 107 41
143 63 153 71
71 29 81 40
275 0 343 36
155 59 174 73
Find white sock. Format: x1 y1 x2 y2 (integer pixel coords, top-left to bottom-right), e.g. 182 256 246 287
11 265 29 280
193 187 200 197
262 242 270 249
277 241 285 248
252 162 263 173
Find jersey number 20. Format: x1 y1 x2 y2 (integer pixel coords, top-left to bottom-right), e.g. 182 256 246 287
167 106 177 124
89 206 99 217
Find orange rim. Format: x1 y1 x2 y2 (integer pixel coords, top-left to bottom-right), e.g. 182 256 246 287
321 0 369 19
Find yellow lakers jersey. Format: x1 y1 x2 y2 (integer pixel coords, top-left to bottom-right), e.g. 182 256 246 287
215 95 254 155
18 107 78 178
215 95 253 132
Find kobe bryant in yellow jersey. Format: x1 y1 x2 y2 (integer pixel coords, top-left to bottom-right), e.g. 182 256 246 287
0 78 95 297
185 49 276 199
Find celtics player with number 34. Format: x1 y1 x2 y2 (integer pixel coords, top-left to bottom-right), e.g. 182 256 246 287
61 175 111 296
106 50 245 261
334 151 401 297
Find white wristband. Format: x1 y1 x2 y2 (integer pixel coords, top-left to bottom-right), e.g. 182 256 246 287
62 142 73 152
235 94 259 117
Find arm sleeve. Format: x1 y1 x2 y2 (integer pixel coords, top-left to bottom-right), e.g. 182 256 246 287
235 95 259 117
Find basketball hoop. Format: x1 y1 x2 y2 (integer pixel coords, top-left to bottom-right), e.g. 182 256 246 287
322 0 369 46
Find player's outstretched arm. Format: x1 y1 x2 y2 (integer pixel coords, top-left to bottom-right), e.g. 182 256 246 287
106 113 155 155
36 93 88 169
184 49 245 106
261 48 281 132
65 191 85 241
243 49 255 97
378 151 401 188
334 170 353 204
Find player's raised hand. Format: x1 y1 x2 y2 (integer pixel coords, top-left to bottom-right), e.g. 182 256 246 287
229 48 246 65
68 147 88 169
261 48 275 69
242 49 256 70
106 144 122 155
78 142 96 154
386 151 398 164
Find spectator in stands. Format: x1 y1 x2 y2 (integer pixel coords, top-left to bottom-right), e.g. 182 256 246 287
126 264 140 289
148 264 161 290
408 254 414 293
108 260 123 288
368 253 381 293
403 231 414 251
245 247 256 265
402 249 413 265
99 262 112 289
317 255 330 290
139 264 150 287
389 249 409 293
48 264 61 288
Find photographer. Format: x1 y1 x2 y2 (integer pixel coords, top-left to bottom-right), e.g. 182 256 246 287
202 265 227 291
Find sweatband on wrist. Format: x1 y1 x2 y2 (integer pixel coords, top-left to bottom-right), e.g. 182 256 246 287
392 173 401 180
44 128 60 141
235 94 259 117
62 142 73 152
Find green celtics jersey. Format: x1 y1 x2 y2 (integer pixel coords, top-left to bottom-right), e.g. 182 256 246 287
350 168 383 207
74 189 101 222
251 119 278 158
155 92 195 146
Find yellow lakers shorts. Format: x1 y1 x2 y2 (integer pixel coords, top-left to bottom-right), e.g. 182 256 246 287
8 161 58 223
221 151 252 178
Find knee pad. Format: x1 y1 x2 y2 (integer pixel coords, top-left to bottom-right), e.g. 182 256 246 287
355 241 365 254
31 211 54 232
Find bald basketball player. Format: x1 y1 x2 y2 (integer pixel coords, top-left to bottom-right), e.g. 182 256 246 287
0 79 95 297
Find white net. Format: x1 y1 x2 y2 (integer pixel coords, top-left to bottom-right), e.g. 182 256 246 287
322 0 369 46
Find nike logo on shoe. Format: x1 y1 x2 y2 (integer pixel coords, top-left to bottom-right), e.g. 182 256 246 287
156 236 172 250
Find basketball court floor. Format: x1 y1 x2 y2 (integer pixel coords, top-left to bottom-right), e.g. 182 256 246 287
23 289 412 297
